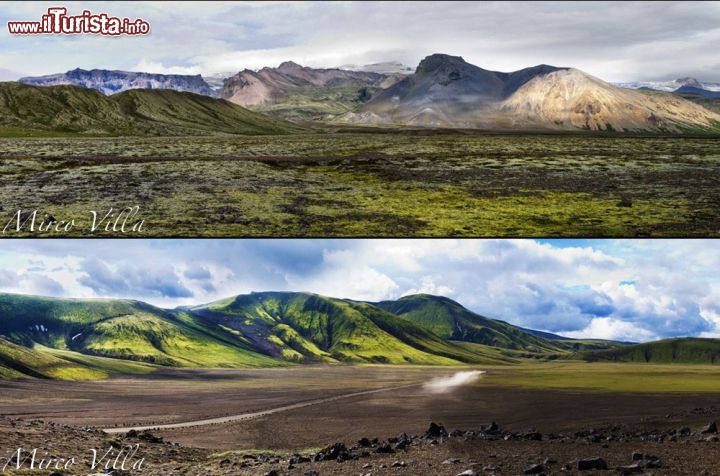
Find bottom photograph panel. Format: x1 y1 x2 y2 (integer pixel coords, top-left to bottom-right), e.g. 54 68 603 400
0 238 719 475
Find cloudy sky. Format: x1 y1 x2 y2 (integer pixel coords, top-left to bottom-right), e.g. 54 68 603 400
0 239 718 343
2 1 720 82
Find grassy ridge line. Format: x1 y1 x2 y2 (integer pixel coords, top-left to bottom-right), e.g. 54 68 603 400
0 293 284 374
194 292 472 365
580 338 720 364
0 82 303 136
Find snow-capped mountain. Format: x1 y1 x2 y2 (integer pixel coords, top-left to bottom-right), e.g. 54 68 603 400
613 77 720 92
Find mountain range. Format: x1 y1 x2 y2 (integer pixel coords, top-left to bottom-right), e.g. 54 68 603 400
19 68 220 97
221 61 406 121
0 291 616 380
613 77 720 94
1 291 716 381
339 54 720 132
12 54 720 133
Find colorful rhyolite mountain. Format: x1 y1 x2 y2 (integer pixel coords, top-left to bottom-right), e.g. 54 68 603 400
339 54 720 132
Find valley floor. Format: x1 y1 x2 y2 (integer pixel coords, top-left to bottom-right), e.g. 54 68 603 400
0 132 719 237
1 364 720 474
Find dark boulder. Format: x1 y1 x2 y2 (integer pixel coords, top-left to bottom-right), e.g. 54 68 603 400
425 422 449 439
524 463 544 474
577 457 608 470
701 421 718 434
375 443 394 454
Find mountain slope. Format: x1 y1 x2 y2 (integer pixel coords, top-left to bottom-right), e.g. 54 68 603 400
20 68 218 97
501 69 720 132
374 294 567 352
581 338 720 364
341 54 720 132
223 61 404 121
190 292 511 365
0 293 280 370
0 82 301 136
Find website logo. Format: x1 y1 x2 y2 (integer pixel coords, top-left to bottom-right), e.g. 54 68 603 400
8 7 150 36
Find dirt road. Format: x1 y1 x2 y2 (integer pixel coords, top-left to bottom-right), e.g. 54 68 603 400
103 383 417 434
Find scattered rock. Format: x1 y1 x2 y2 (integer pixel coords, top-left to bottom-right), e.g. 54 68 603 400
263 471 279 476
701 421 718 434
425 422 449 439
484 421 500 433
303 471 320 476
524 462 544 474
442 458 462 464
577 457 608 470
138 430 163 443
376 443 394 454
616 463 644 474
289 454 311 465
314 442 350 461
358 437 372 447
392 460 406 467
456 470 477 476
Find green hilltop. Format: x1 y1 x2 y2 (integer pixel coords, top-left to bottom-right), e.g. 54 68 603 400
0 82 302 136
192 291 510 366
374 294 566 353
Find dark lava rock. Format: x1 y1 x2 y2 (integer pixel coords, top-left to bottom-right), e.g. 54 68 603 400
524 462 544 474
303 471 320 476
376 443 394 454
263 471 279 476
701 421 718 434
394 432 412 450
392 460 407 467
577 457 608 470
631 451 644 461
443 458 462 464
138 431 163 443
523 431 543 441
314 442 349 461
617 463 644 474
484 421 500 433
289 455 311 465
425 422 449 439
126 429 138 438
358 437 372 447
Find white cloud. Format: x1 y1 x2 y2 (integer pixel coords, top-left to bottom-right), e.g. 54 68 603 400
562 317 657 342
129 59 201 76
285 248 399 301
2 2 720 80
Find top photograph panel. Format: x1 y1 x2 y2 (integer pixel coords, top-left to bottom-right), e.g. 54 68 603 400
2 1 719 237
